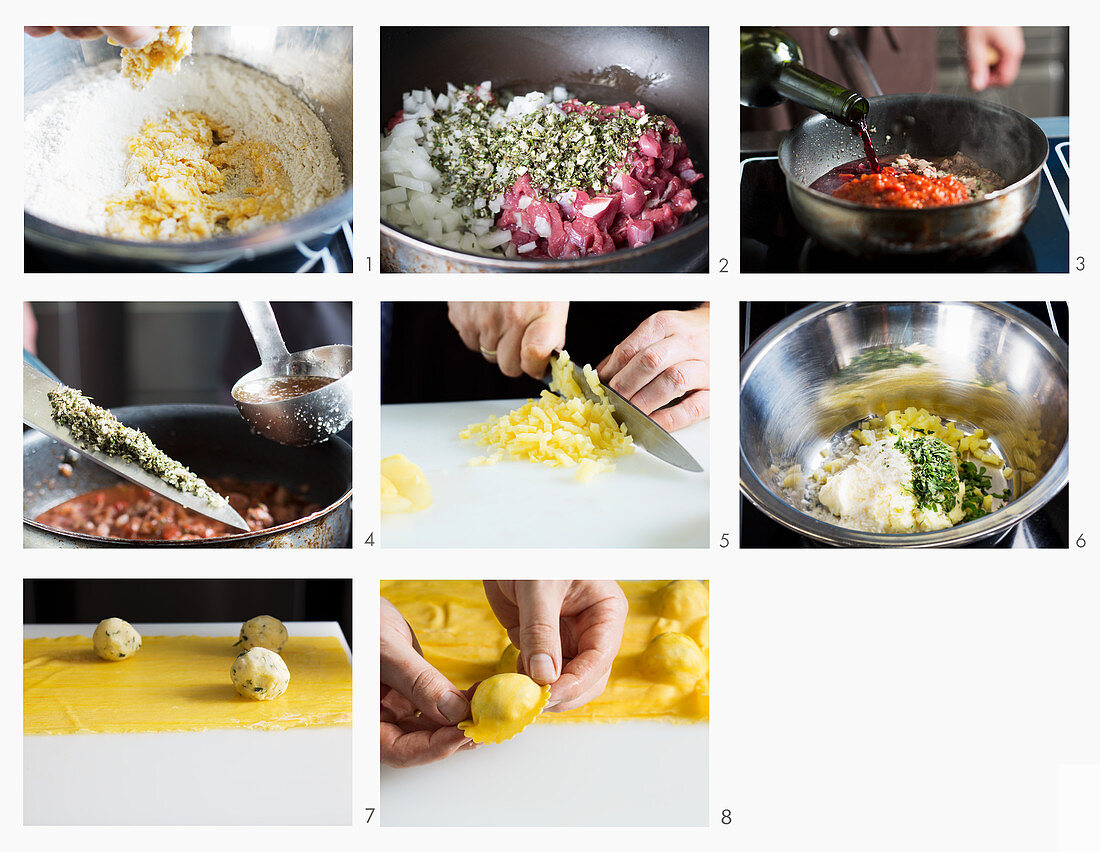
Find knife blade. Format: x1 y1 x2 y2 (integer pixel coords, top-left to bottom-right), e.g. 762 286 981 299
545 359 703 473
23 362 252 532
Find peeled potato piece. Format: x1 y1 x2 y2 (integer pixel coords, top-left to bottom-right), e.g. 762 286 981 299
381 455 432 512
381 474 413 513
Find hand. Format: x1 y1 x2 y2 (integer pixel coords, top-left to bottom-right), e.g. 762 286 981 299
597 304 710 432
380 598 474 767
483 580 627 713
958 27 1025 91
448 301 569 379
23 27 158 48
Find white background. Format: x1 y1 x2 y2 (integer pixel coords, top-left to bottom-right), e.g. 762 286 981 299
8 1 1098 851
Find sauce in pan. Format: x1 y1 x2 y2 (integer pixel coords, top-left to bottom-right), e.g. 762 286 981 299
810 157 972 209
233 375 337 405
34 478 321 541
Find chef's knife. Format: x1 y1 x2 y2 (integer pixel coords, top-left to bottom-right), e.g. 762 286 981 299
545 359 704 472
23 361 252 532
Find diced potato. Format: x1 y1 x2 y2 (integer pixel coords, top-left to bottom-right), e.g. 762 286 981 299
459 350 633 481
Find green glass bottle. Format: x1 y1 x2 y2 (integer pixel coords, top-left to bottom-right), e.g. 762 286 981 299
740 28 869 127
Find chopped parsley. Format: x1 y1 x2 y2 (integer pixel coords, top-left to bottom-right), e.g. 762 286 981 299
48 384 227 507
958 460 1013 521
419 85 667 216
894 433 960 514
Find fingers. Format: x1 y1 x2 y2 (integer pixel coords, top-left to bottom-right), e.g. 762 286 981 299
101 27 158 48
514 582 568 686
24 27 58 38
381 722 473 768
630 359 709 417
56 26 104 40
495 323 526 377
447 302 481 351
519 313 566 379
380 604 469 726
546 583 627 710
448 302 568 377
988 31 1025 88
650 389 711 433
549 653 614 712
604 333 688 401
599 311 673 381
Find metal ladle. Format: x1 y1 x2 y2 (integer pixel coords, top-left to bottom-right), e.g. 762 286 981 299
232 302 352 446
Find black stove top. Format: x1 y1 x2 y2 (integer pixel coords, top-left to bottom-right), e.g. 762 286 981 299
740 301 1070 548
24 220 354 273
740 138 1069 273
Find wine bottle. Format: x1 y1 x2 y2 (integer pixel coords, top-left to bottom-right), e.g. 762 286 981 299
740 28 869 127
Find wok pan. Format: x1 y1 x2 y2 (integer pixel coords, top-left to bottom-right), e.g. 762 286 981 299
24 405 352 548
778 93 1049 257
380 26 709 273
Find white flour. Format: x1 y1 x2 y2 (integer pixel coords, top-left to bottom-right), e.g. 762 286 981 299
24 54 343 236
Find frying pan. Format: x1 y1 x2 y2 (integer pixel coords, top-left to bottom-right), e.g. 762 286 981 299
778 94 1049 257
24 405 352 548
380 26 709 273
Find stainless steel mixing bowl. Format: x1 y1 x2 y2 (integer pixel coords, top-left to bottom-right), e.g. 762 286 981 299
24 26 352 271
740 302 1069 547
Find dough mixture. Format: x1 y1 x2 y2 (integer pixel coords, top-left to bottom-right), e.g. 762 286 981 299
24 54 343 241
381 579 709 723
23 633 351 735
110 26 193 89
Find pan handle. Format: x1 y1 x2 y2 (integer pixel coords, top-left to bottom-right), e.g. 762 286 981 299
827 28 884 98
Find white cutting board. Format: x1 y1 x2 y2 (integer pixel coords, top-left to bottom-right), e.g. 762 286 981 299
23 622 352 826
381 400 709 548
381 721 708 826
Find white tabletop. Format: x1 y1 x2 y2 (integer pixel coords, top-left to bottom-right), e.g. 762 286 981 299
381 721 708 826
382 400 710 548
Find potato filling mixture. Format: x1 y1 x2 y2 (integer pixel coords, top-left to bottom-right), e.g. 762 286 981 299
105 109 292 240
780 407 1014 534
460 350 634 482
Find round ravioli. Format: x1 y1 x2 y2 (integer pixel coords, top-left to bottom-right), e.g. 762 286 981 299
458 672 550 744
654 579 709 621
639 631 708 688
497 643 521 674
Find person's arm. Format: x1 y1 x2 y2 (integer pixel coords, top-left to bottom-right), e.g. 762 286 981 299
483 580 628 712
380 598 473 767
597 304 710 432
958 27 1025 91
447 301 568 379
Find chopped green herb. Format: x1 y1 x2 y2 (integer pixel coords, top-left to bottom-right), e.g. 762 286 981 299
895 434 960 514
48 384 227 507
420 86 667 216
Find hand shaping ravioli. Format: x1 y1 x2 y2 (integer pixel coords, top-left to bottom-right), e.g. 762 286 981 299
458 673 550 744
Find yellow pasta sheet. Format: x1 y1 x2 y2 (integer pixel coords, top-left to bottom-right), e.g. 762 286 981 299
381 580 708 723
24 634 352 735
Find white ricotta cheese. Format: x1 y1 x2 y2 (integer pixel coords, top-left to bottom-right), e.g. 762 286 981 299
818 439 964 534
